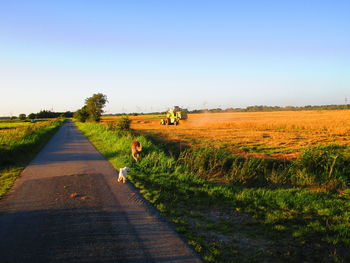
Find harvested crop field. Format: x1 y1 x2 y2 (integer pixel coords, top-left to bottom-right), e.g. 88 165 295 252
102 110 350 160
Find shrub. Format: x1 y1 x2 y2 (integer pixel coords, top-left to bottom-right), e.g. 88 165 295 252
19 114 26 120
74 106 89 122
28 113 36 119
116 117 132 130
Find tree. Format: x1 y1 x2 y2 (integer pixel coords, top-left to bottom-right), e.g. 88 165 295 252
63 111 74 117
74 106 89 122
28 113 36 119
19 114 26 120
85 93 108 122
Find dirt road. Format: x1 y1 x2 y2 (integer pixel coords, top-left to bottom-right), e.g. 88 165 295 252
0 120 201 263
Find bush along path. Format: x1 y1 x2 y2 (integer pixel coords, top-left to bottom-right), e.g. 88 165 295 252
0 119 65 197
76 121 350 263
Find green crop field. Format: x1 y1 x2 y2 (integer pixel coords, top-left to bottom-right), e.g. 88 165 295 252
0 121 32 129
0 119 56 129
76 120 350 263
0 119 64 197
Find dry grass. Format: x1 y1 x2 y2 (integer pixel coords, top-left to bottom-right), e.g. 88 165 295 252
102 110 350 160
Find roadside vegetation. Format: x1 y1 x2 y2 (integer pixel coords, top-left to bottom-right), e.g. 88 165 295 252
0 119 64 197
76 121 350 263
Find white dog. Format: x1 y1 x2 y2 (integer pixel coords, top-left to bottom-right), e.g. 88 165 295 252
118 167 130 183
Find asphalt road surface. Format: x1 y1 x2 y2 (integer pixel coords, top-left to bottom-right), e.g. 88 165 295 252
0 120 202 263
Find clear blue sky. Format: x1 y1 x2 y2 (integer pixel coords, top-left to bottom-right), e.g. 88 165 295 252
0 0 349 116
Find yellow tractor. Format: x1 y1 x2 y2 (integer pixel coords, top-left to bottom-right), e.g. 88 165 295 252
160 106 188 125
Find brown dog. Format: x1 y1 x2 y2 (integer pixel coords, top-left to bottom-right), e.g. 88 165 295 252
131 140 142 161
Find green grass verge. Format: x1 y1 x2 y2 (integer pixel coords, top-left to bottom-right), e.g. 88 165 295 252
76 121 350 263
0 119 64 197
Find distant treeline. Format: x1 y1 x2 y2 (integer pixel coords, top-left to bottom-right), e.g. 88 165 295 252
190 104 350 113
4 110 74 120
106 112 164 116
105 104 350 116
29 110 74 119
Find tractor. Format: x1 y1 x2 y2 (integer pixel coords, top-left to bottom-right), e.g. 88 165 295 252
160 106 188 125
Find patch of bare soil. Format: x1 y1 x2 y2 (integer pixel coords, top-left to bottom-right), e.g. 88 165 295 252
186 208 272 255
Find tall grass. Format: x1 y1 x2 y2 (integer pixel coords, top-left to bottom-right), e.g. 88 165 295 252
291 145 350 189
179 144 350 190
77 121 350 262
0 119 64 196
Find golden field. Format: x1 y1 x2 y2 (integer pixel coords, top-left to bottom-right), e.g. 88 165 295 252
102 110 350 160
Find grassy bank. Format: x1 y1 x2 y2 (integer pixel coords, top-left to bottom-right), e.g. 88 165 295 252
0 119 64 197
178 144 350 190
76 121 350 263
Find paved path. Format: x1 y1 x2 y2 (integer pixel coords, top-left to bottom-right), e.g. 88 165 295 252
0 120 201 263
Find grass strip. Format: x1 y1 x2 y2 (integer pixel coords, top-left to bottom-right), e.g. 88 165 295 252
0 119 64 197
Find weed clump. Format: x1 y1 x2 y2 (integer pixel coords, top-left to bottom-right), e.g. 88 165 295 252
116 117 132 130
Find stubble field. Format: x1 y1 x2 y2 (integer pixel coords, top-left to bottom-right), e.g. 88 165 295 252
103 110 350 160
